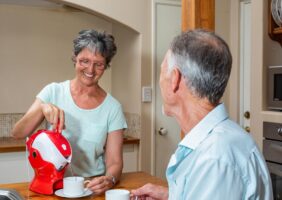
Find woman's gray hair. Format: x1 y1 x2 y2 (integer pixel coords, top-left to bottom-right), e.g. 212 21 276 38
72 29 117 69
169 29 232 105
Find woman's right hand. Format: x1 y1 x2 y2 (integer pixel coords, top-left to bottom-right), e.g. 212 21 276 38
12 99 65 139
41 103 65 132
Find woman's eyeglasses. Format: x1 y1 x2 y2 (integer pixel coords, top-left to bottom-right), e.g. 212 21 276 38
78 59 105 70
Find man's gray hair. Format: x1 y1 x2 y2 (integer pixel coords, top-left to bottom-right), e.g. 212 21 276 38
72 29 117 69
169 29 232 105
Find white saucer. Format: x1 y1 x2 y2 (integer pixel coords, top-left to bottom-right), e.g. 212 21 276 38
55 189 93 198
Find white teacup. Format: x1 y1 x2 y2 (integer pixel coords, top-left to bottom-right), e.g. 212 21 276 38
105 189 130 200
63 176 90 197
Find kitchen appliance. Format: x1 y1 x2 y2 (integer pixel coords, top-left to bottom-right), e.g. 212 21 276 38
268 66 282 111
263 122 282 199
26 127 72 195
0 189 23 200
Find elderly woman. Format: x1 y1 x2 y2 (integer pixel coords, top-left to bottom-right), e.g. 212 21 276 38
12 29 127 195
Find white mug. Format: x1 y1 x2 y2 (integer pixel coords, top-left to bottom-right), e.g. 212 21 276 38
63 176 90 197
105 189 130 200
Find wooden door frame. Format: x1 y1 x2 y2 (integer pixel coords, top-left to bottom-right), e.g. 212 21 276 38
180 0 215 138
182 0 215 32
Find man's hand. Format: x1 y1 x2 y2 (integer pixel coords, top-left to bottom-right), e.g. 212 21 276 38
130 183 168 200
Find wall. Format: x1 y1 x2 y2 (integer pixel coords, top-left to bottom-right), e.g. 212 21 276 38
215 0 230 109
50 0 150 34
0 4 112 113
111 24 141 114
0 2 141 136
249 0 264 148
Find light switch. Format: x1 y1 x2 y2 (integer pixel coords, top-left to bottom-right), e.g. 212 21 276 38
142 86 152 102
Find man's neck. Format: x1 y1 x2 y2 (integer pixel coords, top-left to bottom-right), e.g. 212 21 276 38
176 97 215 135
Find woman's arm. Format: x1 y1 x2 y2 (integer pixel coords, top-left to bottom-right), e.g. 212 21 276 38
11 98 45 139
86 129 124 195
11 98 65 139
104 129 124 183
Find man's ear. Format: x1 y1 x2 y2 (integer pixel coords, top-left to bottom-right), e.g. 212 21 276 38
171 68 181 93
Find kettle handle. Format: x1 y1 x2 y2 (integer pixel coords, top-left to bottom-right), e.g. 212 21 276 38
55 120 61 134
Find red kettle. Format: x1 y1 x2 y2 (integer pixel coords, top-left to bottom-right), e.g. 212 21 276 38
26 125 72 195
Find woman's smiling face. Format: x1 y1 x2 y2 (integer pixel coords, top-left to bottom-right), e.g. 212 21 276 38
74 48 106 87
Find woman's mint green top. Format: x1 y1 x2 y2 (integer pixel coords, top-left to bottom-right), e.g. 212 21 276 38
37 80 127 177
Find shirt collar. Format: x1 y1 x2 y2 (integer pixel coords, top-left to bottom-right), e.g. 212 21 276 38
179 103 229 150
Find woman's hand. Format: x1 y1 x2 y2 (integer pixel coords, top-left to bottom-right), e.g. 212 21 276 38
41 103 65 132
130 183 168 200
12 99 64 139
86 176 114 195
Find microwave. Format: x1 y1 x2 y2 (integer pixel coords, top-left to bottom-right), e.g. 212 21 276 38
268 66 282 111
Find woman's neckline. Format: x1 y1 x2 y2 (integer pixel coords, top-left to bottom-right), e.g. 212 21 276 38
67 80 108 111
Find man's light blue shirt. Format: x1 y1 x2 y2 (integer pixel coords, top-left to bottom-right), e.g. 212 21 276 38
166 104 273 200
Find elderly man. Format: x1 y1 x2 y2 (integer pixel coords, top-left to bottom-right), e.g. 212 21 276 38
131 29 273 199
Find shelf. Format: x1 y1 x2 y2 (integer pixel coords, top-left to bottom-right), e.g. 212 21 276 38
0 138 26 153
273 27 282 34
0 136 139 153
261 110 282 123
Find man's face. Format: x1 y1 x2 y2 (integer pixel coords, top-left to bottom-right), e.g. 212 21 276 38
159 51 173 116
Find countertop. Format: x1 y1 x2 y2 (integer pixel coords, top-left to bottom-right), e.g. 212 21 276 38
0 171 167 200
0 136 139 153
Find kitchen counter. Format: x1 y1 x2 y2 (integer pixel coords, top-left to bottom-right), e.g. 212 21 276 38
0 172 167 200
0 136 139 153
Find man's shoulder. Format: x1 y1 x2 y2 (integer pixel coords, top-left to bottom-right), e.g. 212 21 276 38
212 118 255 146
196 119 257 165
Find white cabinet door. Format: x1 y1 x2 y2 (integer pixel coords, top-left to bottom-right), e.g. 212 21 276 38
123 144 139 172
0 152 33 184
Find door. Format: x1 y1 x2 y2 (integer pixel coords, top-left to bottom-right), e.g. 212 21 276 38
153 0 181 179
239 0 251 132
